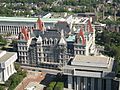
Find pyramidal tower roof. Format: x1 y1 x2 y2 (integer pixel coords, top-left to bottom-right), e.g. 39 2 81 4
59 30 67 45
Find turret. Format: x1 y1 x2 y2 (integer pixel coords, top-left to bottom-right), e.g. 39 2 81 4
18 27 30 41
58 30 67 68
36 17 45 31
59 30 67 46
36 35 44 65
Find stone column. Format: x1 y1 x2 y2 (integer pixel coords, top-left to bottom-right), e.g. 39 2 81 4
80 77 84 90
78 77 81 90
91 78 94 90
0 26 1 33
84 77 87 90
106 79 111 90
74 77 77 90
68 75 73 89
77 77 81 90
98 78 102 90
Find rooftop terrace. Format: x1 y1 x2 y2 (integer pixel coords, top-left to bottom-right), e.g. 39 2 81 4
72 55 111 68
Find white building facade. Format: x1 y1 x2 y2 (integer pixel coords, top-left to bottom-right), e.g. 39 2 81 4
0 17 71 36
0 51 17 83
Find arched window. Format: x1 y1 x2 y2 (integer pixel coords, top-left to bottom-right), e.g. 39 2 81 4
49 38 53 45
79 36 82 44
54 38 58 44
44 38 48 45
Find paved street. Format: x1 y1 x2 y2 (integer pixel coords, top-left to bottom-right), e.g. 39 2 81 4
21 65 62 75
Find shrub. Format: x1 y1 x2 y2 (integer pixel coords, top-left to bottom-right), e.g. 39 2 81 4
48 81 56 88
0 85 5 90
54 82 64 90
46 87 53 90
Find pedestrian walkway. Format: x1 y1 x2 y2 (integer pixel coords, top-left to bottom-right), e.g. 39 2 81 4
21 65 62 75
15 71 45 90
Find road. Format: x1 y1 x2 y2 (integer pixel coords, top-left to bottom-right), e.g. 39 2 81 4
21 65 62 75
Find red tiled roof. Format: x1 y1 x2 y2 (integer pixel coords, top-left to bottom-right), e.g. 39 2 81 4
37 17 44 31
21 27 29 40
79 26 86 45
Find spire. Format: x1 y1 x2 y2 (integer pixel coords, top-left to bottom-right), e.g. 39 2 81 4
61 29 64 37
21 27 30 41
36 17 44 31
88 20 93 32
79 26 86 45
59 30 67 45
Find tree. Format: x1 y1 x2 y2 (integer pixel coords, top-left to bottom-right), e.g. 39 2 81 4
0 85 5 90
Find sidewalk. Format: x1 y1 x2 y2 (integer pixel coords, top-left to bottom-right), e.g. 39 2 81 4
15 71 45 90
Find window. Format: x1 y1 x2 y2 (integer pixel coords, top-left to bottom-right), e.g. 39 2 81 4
44 38 48 45
54 38 58 44
83 51 85 55
49 38 53 45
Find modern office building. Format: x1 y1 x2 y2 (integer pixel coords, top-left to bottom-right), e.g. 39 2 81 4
63 55 116 90
0 51 17 83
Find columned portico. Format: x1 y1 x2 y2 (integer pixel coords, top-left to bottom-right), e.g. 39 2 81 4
98 78 102 90
91 78 94 90
0 51 17 83
106 79 111 90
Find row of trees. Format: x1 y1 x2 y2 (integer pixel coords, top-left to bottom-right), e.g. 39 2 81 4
0 0 55 4
63 0 98 6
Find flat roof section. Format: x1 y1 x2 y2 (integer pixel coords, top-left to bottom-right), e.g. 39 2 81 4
0 17 62 23
0 51 16 63
71 55 111 68
66 35 75 42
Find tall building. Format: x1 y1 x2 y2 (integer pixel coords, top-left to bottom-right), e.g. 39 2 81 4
17 18 69 69
17 17 97 69
16 16 117 90
0 51 17 83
